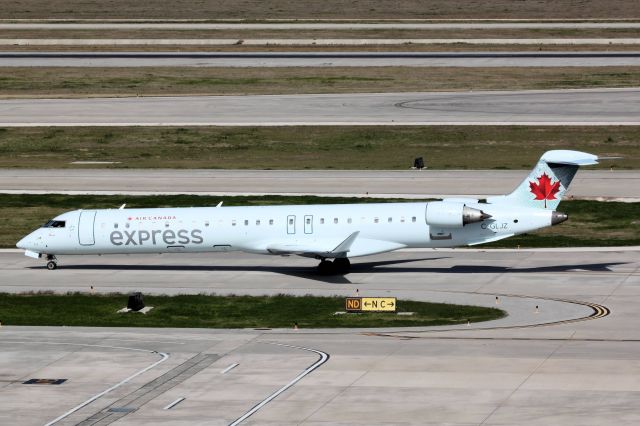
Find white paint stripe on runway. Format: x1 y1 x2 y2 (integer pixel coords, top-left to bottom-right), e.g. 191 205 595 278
4 38 640 45
2 122 640 126
2 22 640 29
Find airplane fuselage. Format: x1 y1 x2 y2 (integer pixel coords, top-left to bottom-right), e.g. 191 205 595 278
19 201 555 258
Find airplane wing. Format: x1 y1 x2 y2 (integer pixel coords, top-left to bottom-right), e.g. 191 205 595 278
266 231 360 258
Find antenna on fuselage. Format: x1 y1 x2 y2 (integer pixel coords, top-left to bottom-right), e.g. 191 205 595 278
119 204 126 209
216 201 223 208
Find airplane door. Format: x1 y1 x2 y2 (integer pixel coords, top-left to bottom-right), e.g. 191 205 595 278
287 215 296 234
78 210 96 245
304 215 313 234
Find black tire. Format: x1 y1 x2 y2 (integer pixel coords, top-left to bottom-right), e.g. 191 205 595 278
317 260 334 275
46 261 57 270
333 258 351 274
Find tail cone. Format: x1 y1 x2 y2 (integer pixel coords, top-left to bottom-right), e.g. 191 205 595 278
551 211 568 225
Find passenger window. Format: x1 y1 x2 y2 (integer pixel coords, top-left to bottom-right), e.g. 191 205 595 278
232 220 237 226
205 221 210 227
334 218 338 224
114 223 118 228
388 217 392 223
269 219 274 225
400 217 405 223
244 220 249 226
347 218 352 224
256 219 261 225
412 216 417 222
374 217 379 223
320 218 325 224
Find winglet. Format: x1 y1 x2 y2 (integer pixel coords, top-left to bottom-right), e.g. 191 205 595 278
331 231 360 255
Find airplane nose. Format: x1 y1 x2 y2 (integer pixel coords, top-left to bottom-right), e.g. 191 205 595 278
17 233 38 250
16 236 28 249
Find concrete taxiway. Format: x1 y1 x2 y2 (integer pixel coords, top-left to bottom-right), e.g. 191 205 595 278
3 51 640 67
2 88 640 126
0 248 639 425
1 169 639 200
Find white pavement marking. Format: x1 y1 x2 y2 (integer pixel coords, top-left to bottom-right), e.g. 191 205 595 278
3 122 640 126
2 22 640 29
228 342 329 426
221 363 239 374
163 397 186 410
2 340 169 426
4 38 640 45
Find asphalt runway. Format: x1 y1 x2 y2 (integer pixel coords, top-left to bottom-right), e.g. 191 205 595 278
2 169 639 200
1 248 639 425
3 51 640 67
2 88 640 126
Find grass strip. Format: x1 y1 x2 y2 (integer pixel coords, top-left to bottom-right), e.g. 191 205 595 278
3 194 639 248
1 125 638 169
2 0 636 20
0 293 505 328
1 67 640 98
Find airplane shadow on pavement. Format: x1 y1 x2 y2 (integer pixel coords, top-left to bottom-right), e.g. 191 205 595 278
28 258 628 285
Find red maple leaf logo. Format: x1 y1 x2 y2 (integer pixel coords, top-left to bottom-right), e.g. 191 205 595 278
529 173 561 208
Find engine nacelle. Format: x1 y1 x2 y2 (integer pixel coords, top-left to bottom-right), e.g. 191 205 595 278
425 202 491 228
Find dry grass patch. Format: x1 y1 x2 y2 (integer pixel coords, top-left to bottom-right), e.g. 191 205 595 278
1 67 640 98
0 126 638 170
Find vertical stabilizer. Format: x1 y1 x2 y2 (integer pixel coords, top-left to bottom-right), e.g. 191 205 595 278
486 150 598 209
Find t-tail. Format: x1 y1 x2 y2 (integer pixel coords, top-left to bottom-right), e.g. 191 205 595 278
487 150 599 212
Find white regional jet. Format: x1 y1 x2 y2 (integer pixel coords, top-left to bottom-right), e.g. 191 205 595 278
17 150 598 273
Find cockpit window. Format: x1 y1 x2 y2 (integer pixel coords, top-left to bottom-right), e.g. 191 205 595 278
43 220 66 228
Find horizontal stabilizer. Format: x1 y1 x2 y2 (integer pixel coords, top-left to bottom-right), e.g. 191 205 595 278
541 150 599 166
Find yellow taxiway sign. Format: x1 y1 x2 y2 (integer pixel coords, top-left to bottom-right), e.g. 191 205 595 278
345 297 396 312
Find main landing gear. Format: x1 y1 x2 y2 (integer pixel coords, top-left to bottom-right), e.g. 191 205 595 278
317 257 351 275
46 254 58 270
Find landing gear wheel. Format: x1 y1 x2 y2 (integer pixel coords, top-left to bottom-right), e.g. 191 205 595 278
333 258 351 274
46 261 57 270
317 259 334 275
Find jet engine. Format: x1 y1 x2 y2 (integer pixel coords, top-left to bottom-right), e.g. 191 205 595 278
425 202 492 228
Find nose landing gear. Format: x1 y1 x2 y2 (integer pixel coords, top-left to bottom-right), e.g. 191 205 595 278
46 255 58 270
